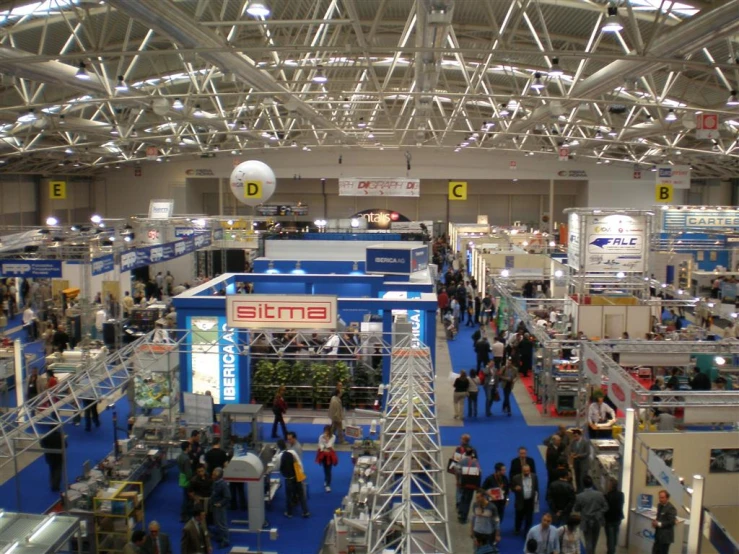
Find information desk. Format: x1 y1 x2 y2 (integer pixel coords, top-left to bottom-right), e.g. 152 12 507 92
629 508 686 552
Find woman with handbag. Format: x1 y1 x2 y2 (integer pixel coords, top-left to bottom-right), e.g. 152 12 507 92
316 425 338 493
271 385 288 439
453 370 470 420
457 448 482 524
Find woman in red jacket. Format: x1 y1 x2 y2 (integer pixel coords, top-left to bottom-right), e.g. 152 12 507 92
316 425 338 492
271 385 288 439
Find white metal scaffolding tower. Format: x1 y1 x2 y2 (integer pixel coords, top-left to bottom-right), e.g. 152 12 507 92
367 336 452 554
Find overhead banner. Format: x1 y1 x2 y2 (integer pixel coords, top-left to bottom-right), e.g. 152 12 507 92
656 165 691 189
0 260 62 278
339 177 420 197
352 209 410 230
584 214 647 273
120 236 201 272
91 254 115 276
366 246 428 275
227 295 338 329
255 204 309 216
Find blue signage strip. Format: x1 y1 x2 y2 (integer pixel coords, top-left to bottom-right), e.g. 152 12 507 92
120 235 206 272
366 247 413 274
174 227 196 237
91 254 115 276
0 259 62 278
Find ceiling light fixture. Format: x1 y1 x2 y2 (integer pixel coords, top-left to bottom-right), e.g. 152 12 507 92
608 127 617 137
193 104 203 117
312 65 327 83
238 121 248 130
245 0 270 17
602 6 623 32
172 98 184 110
531 72 545 90
75 62 90 80
595 130 603 139
115 76 127 91
549 58 563 77
357 117 367 128
665 108 677 122
367 130 374 139
728 90 739 106
17 109 37 123
342 98 350 109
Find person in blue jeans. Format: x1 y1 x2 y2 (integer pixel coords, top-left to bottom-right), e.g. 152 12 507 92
209 468 231 548
470 489 501 547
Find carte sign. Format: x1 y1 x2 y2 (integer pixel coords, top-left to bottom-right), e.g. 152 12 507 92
0 260 62 278
227 295 338 329
339 177 420 197
584 214 646 273
661 209 739 231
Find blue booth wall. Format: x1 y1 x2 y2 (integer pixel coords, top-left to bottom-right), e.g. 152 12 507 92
658 232 731 271
252 259 367 275
173 273 437 405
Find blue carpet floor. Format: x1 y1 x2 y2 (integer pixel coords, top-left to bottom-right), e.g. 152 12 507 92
1 318 559 554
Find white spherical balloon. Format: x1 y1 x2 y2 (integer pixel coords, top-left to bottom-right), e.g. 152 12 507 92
229 160 277 206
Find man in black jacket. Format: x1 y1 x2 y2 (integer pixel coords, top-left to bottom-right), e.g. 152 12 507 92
651 490 677 554
689 367 711 391
40 427 65 492
482 462 510 523
204 438 229 473
546 471 576 526
474 335 491 372
545 434 565 485
509 446 537 482
277 440 310 518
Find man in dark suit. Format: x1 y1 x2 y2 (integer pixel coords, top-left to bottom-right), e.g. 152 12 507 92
510 464 539 536
180 509 212 554
651 490 678 554
141 521 172 554
509 446 537 482
546 470 575 527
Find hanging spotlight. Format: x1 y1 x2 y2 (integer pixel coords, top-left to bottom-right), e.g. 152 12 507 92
499 103 510 117
312 65 328 83
90 214 103 224
342 98 351 109
357 117 367 128
238 121 248 130
367 130 375 139
595 129 603 139
608 127 617 137
172 98 184 110
665 108 677 122
531 72 545 90
46 216 59 226
727 90 739 106
246 0 270 17
602 6 623 32
115 76 128 91
193 104 204 117
549 58 563 77
75 61 90 80
58 114 65 126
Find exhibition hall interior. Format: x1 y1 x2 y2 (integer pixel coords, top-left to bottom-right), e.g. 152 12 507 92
0 1 738 554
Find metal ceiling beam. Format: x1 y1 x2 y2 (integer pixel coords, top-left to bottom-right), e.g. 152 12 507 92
501 1 739 141
105 0 353 144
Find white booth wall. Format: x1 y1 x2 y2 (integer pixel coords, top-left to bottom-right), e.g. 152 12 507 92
566 297 651 339
631 431 739 554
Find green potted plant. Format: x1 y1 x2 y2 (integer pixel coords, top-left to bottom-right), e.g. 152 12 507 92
251 359 275 404
311 362 332 409
289 361 310 408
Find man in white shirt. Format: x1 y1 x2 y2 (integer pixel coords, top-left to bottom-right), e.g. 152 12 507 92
22 305 36 340
323 333 340 356
491 338 505 369
587 394 616 439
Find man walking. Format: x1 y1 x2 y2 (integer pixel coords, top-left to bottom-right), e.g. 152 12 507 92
328 386 346 444
482 462 509 523
209 468 231 548
277 439 310 518
511 464 538 536
141 521 172 554
525 513 560 554
651 490 678 554
498 361 517 416
573 475 608 554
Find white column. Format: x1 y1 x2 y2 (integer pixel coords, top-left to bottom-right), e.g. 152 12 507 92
620 408 637 548
687 475 705 554
549 179 555 235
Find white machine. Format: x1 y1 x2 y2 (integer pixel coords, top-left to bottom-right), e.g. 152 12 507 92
223 452 267 532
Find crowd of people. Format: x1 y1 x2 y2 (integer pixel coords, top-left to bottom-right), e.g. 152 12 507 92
450 428 679 554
